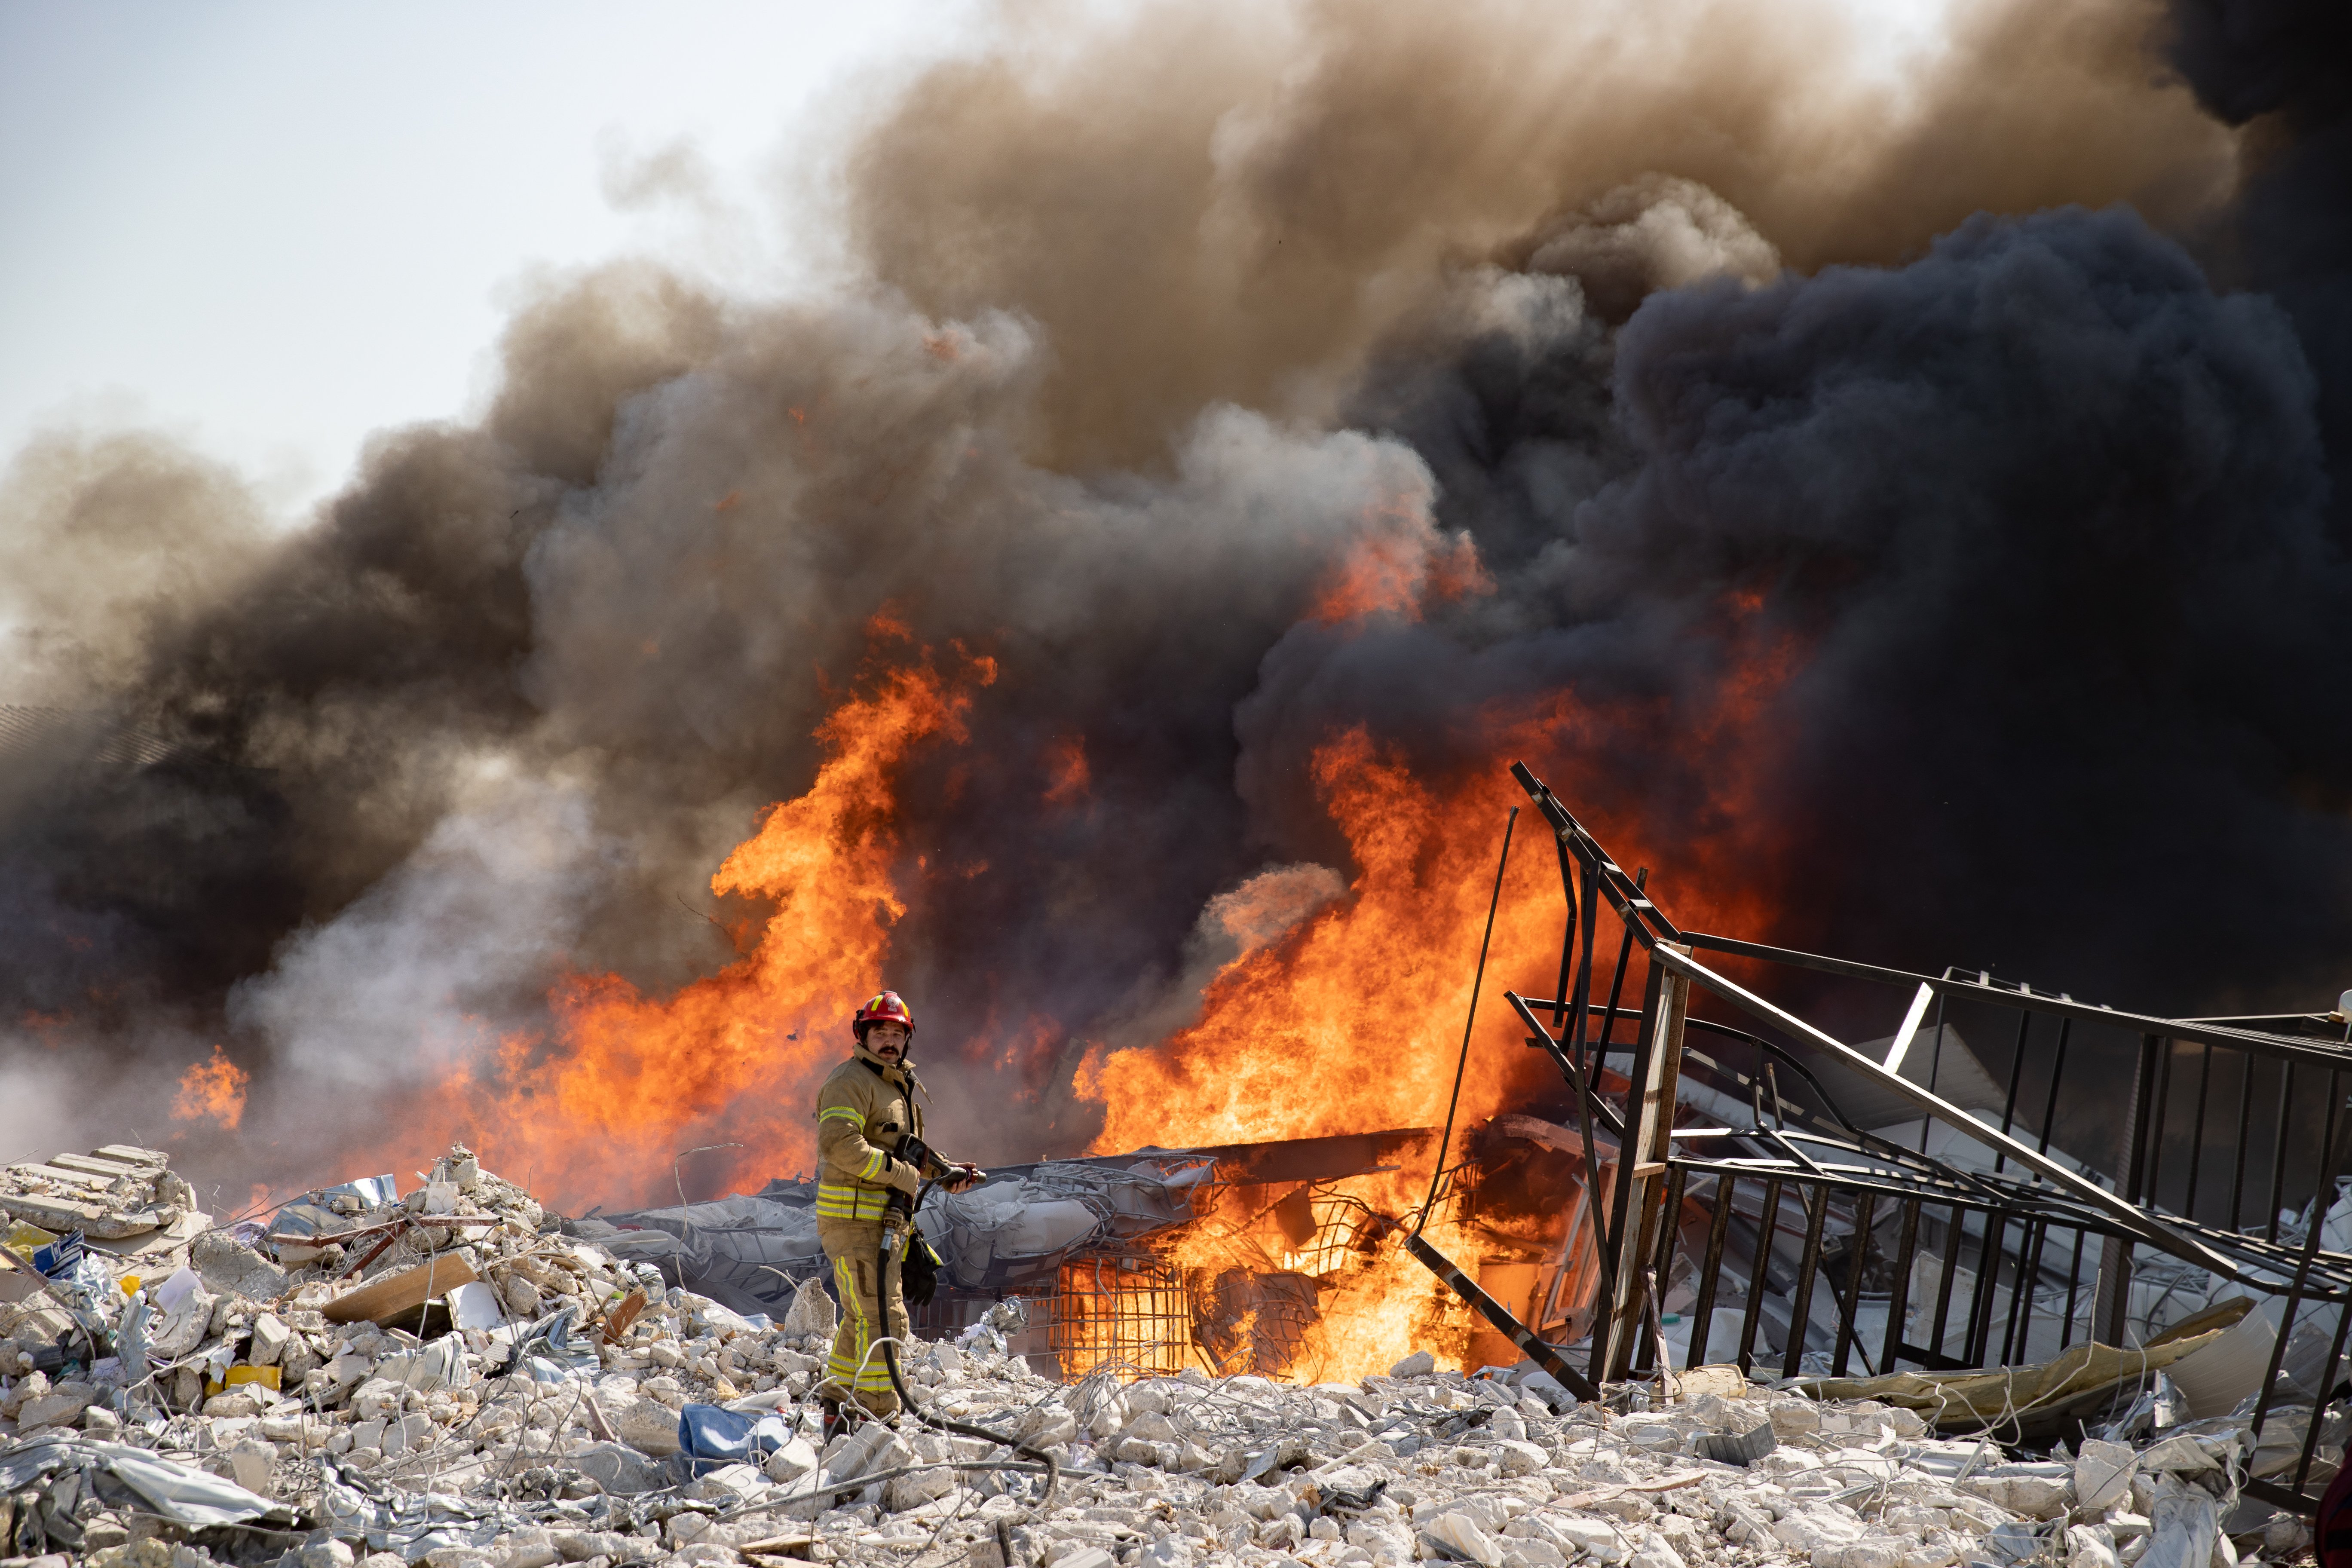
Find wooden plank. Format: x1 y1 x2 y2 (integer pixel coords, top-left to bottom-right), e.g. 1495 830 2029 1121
323 1255 480 1325
601 1288 649 1344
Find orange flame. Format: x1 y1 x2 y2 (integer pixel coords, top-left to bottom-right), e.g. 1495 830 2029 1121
406 623 994 1209
1078 728 1557 1149
173 1045 250 1130
360 568 1796 1383
1071 594 1798 1378
1308 487 1491 625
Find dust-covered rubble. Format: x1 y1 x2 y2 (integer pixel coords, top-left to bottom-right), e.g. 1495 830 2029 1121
0 1146 2316 1568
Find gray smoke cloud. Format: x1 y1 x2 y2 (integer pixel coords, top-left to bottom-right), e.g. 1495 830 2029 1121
3 0 2344 1207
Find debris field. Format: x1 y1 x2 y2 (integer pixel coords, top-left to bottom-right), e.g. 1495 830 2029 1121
0 1143 2314 1568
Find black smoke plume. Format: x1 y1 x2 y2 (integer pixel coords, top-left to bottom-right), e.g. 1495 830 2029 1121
1 0 2346 1204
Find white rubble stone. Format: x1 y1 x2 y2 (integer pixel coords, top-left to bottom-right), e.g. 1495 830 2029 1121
1124 1410 1182 1443
1084 1390 1129 1442
1257 1515 1305 1550
1960 1469 2073 1521
351 1378 409 1420
1502 1541 1569 1568
1494 1439 1550 1477
1348 1519 1417 1564
2070 1525 2122 1568
226 1439 276 1495
612 1396 682 1455
0 1370 47 1418
1390 1351 1437 1378
248 1312 292 1366
1020 1408 1080 1446
2078 1441 2139 1513
765 1435 820 1482
499 1526 560 1568
1556 1514 1637 1564
1768 1397 1823 1435
1424 1512 1509 1568
18 1389 94 1429
782 1277 838 1338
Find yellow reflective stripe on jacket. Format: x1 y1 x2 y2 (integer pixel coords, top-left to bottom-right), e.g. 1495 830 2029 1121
819 1106 865 1125
815 1182 891 1220
859 1149 888 1181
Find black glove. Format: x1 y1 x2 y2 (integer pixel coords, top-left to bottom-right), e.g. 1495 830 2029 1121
903 1229 944 1306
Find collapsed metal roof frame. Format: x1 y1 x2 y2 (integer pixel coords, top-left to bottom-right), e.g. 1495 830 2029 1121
1402 762 2352 1508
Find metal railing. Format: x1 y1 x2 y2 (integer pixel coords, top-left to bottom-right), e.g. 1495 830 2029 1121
1402 762 2352 1508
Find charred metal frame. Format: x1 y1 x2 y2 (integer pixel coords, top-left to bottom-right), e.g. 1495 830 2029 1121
1403 763 2352 1509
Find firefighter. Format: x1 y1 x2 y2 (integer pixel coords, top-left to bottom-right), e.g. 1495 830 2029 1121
813 989 981 1430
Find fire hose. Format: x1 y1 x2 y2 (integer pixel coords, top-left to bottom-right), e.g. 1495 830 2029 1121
873 1154 1060 1533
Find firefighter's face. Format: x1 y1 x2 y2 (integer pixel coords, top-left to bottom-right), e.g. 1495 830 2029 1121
866 1021 909 1059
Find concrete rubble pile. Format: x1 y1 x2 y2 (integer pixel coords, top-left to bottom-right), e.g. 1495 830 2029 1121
0 1142 2323 1568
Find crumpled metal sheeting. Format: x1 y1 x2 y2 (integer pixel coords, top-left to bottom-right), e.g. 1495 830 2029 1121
927 1160 1211 1291
578 1194 824 1309
0 1434 279 1526
585 1159 1214 1305
315 1454 531 1558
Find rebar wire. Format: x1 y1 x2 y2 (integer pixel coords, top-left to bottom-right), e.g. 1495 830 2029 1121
1416 806 1518 1239
672 1143 746 1260
852 1332 1061 1514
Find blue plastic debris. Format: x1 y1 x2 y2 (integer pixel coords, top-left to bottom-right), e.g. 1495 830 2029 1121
32 1231 86 1277
677 1403 794 1475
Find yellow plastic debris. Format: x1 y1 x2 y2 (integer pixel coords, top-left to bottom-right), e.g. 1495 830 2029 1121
203 1363 282 1398
0 1221 58 1263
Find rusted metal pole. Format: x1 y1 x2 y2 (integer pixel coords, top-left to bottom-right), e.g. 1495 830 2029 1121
1601 945 1690 1382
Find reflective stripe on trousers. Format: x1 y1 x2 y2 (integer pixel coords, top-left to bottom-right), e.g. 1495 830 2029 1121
815 1217 906 1415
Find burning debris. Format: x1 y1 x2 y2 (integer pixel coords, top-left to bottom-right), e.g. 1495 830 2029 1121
579 1132 1428 1387
5 781 2351 1568
1 1136 2324 1568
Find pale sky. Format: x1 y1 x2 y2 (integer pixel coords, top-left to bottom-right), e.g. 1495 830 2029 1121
0 0 1953 522
0 0 985 514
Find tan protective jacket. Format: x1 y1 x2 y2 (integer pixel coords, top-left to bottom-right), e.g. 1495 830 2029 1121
814 1043 955 1223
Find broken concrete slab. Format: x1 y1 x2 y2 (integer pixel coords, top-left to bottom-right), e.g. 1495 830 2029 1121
1 1191 164 1239
189 1228 288 1301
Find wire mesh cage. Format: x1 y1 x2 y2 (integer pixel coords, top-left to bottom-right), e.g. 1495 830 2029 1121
1277 1187 1401 1280
1040 1253 1200 1381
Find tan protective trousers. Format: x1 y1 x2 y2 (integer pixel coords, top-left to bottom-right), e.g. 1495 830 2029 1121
815 1216 908 1418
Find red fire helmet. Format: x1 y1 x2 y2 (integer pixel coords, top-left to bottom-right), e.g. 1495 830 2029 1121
854 990 916 1037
